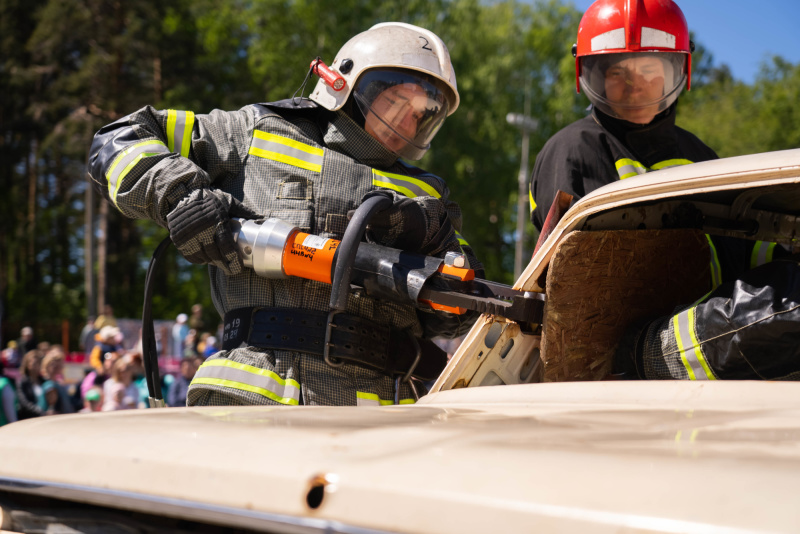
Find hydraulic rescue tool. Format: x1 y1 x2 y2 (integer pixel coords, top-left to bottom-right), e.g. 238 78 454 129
231 217 543 323
140 195 544 406
230 194 543 323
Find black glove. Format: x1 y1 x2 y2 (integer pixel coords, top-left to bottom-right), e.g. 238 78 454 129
166 188 258 275
358 190 427 251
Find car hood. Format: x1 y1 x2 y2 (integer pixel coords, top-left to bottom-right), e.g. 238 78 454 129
2 381 800 533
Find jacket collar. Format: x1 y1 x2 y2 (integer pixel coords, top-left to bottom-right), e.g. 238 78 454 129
593 103 680 165
323 110 399 168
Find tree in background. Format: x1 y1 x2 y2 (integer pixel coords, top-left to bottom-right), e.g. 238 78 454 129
678 42 800 158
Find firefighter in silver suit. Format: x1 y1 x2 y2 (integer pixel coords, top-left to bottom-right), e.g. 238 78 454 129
88 23 483 406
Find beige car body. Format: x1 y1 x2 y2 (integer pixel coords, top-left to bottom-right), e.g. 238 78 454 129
1 149 800 533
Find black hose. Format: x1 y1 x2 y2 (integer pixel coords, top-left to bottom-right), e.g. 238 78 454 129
141 236 172 403
329 195 393 311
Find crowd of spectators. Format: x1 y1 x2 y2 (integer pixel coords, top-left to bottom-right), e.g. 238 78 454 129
0 305 220 426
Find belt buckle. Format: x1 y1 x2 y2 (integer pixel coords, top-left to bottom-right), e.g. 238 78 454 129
323 310 345 368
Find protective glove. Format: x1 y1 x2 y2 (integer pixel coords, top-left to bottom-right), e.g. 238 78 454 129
357 190 427 252
166 188 258 275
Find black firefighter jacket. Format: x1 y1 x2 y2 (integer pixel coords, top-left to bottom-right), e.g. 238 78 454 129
529 106 799 381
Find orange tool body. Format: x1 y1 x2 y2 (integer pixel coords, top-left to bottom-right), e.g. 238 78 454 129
232 218 542 323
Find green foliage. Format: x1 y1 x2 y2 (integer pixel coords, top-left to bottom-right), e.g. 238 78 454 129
677 55 800 158
2 0 799 347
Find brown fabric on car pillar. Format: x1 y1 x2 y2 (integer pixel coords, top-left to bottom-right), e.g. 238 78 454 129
541 229 710 381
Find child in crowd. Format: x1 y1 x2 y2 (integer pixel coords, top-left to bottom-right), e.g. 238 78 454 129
102 354 140 411
79 388 103 413
39 380 62 415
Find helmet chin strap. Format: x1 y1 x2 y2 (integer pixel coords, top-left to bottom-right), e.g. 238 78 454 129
291 57 321 106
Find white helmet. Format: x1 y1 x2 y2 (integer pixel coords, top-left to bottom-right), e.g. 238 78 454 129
310 22 459 160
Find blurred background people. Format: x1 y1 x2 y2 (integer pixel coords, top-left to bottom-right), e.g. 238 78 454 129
38 380 63 415
171 313 189 358
41 346 75 414
167 357 199 407
79 387 103 413
1 340 20 369
102 353 140 411
93 304 118 330
79 316 98 357
17 326 37 355
80 349 120 401
202 336 218 359
16 350 44 419
89 325 123 373
0 360 18 425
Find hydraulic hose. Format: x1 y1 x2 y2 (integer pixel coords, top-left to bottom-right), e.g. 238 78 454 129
328 195 393 311
141 236 171 408
141 197 391 405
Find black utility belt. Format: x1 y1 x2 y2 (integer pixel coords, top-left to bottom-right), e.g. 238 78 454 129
221 307 447 382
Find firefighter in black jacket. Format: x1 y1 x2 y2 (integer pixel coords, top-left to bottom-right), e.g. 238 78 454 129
530 0 800 381
529 0 717 230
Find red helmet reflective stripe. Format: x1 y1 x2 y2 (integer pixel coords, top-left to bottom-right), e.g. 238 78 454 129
574 0 692 93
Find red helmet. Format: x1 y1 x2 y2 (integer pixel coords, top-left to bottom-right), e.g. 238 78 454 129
573 0 693 122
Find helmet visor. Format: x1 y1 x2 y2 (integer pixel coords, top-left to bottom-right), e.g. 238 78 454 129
354 68 451 160
579 52 687 124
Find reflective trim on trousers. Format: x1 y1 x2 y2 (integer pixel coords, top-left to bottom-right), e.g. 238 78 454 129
750 241 777 269
672 306 716 381
356 391 415 407
249 130 324 173
166 110 195 158
106 140 170 205
371 169 441 199
192 358 301 405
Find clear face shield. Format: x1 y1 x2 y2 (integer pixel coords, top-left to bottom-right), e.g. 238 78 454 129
353 68 451 160
579 52 687 124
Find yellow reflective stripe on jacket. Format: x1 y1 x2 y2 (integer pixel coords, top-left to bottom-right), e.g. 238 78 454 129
529 189 536 212
616 158 694 180
750 241 777 269
672 306 716 381
706 235 722 289
356 391 415 406
106 140 170 206
249 130 324 173
192 358 301 405
615 158 647 180
455 231 470 247
166 110 195 157
371 169 441 199
650 158 693 170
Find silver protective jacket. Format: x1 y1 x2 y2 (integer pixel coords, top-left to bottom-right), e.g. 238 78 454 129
88 99 482 406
